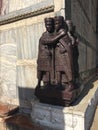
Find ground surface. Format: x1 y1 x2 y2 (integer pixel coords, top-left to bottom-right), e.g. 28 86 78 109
0 102 45 130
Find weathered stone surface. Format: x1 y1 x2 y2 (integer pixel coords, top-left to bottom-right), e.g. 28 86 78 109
0 114 44 130
5 114 44 130
78 42 87 72
0 102 18 117
1 0 54 15
0 43 16 98
90 106 98 130
71 0 96 80
0 11 55 108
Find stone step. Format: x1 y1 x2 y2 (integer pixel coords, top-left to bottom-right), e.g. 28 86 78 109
0 102 45 130
90 106 98 130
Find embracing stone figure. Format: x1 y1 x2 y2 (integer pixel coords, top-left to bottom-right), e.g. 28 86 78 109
37 17 66 87
35 16 80 106
66 20 79 81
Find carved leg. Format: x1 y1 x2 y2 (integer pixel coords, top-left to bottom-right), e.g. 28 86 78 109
56 71 61 85
43 71 50 86
37 71 43 88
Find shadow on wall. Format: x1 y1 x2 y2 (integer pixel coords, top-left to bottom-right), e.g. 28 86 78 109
18 87 35 114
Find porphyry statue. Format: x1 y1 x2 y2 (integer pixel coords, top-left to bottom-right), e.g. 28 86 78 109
35 16 80 106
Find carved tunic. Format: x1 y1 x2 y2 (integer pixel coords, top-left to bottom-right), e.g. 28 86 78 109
55 34 74 83
37 38 51 71
37 32 52 83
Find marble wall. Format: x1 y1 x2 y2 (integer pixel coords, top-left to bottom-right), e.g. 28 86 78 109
1 0 46 15
1 0 65 17
0 10 55 108
0 29 17 104
71 0 97 79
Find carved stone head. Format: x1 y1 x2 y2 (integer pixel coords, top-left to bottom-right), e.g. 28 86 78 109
54 16 65 32
44 17 54 33
66 20 74 33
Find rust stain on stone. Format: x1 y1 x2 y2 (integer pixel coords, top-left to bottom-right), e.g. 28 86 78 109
5 114 44 130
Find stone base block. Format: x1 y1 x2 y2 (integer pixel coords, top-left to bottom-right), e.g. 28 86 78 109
31 79 98 130
35 85 81 106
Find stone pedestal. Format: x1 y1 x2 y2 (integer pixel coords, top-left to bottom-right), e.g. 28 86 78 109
35 85 81 106
31 79 98 130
